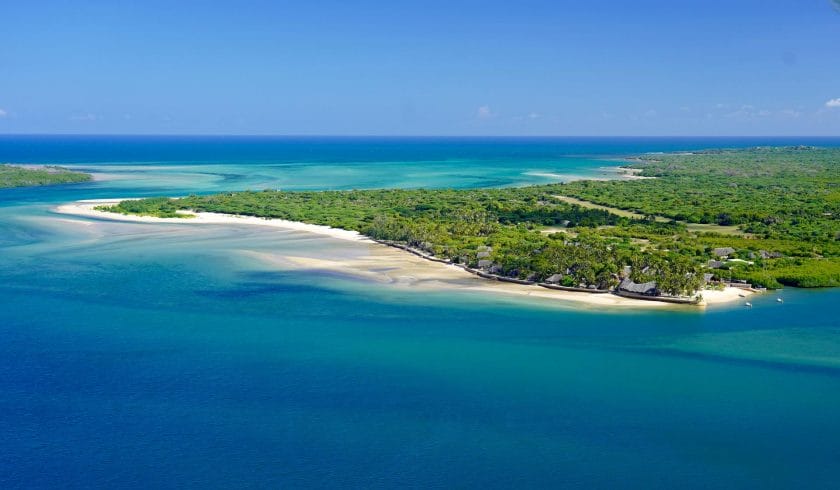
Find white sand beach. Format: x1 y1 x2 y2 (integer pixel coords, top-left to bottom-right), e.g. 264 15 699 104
55 199 752 309
596 166 655 180
56 199 370 242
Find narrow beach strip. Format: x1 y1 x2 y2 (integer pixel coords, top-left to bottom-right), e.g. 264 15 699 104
55 199 752 309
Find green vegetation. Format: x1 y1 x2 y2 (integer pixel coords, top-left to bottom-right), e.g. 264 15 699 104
100 197 194 218
559 147 839 241
99 188 703 295
0 164 92 188
98 147 840 291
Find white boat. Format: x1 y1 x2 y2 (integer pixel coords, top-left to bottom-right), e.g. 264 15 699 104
745 302 752 308
777 298 783 303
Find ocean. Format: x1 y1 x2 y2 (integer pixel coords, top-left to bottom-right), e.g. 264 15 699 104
1 136 839 488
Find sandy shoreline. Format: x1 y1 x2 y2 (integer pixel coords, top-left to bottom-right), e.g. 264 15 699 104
596 166 655 180
55 200 752 309
56 199 370 242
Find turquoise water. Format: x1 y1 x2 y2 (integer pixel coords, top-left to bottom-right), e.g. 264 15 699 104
1 136 839 488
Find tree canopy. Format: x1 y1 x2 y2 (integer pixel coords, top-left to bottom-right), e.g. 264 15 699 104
98 147 840 291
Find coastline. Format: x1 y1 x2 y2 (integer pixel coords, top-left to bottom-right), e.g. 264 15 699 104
596 165 655 180
55 199 752 309
55 199 370 243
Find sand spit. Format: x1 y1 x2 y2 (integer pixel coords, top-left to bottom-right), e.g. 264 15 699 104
55 199 752 309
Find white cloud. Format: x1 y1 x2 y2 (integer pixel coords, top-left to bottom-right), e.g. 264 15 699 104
724 105 752 118
724 104 772 119
780 109 802 118
0 108 7 117
511 112 543 122
825 98 840 108
476 105 494 119
70 113 99 121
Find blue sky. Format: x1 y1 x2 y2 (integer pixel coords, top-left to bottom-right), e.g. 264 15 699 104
1 0 839 135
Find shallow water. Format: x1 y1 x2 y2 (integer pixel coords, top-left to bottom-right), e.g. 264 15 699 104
1 136 839 489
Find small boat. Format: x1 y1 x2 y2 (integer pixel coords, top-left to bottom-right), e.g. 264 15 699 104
777 298 783 303
738 293 746 297
745 302 752 308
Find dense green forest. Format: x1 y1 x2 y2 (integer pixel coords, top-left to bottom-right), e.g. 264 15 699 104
0 164 92 188
560 147 839 241
99 147 840 291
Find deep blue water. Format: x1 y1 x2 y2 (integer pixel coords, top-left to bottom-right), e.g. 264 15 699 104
1 136 839 489
4 134 840 165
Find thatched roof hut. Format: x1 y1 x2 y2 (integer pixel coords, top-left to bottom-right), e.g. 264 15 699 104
545 274 563 284
618 278 659 296
712 247 735 257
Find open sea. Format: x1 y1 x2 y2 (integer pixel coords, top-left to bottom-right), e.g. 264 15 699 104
1 136 839 489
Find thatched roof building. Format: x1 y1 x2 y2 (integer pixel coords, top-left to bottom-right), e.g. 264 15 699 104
712 247 735 257
617 278 659 296
545 274 563 284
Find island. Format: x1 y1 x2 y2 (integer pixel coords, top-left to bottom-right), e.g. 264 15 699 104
88 147 839 304
0 164 92 188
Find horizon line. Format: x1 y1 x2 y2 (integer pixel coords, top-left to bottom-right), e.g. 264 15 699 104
1 133 840 139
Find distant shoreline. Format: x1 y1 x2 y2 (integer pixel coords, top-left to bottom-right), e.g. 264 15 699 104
0 163 93 189
55 199 752 309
